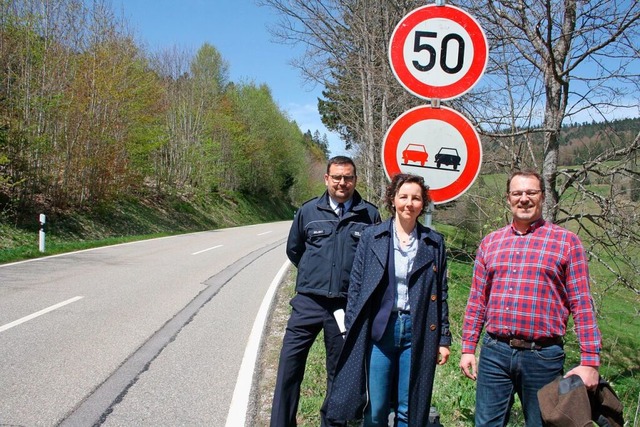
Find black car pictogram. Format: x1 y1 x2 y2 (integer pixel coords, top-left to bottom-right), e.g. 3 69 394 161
435 147 461 170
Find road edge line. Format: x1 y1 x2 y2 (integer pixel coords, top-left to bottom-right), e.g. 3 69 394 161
225 259 291 427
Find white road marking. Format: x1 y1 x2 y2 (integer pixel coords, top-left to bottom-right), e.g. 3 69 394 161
257 231 273 236
0 235 182 268
192 245 223 255
0 296 84 333
225 259 291 427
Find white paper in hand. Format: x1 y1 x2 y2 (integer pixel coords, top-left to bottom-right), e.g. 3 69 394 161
333 308 346 337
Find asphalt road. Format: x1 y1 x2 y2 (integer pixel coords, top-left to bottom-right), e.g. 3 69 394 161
0 221 291 426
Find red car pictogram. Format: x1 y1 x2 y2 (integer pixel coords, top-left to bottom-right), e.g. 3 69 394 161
402 144 428 166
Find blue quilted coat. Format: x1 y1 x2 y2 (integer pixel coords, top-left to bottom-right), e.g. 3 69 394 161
324 219 452 425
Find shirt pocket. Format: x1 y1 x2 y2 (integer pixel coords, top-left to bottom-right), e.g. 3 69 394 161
306 227 331 246
350 229 363 241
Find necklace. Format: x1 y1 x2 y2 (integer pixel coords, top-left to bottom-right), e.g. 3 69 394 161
394 218 416 246
396 227 414 245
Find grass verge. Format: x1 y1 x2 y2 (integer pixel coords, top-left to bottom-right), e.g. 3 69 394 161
253 262 640 426
0 192 294 264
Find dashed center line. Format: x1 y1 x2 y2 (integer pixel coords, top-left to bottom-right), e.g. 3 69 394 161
192 245 223 255
0 296 84 333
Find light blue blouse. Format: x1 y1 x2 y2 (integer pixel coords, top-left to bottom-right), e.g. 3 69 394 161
392 222 418 312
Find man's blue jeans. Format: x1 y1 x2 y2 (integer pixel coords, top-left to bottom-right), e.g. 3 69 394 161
475 333 565 427
365 312 412 427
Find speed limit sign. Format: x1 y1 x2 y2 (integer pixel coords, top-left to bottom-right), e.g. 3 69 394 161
389 4 488 100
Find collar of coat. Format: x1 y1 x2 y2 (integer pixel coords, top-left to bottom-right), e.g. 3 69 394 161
369 219 442 276
372 218 440 244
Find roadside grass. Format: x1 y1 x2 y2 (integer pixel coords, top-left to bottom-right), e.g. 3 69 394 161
0 192 293 264
0 226 171 263
252 269 296 425
256 250 640 426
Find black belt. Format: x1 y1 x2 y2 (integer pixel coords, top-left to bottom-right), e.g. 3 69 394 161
490 333 563 350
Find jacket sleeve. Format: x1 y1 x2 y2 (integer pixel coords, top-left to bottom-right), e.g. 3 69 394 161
438 238 452 346
286 209 305 267
345 230 369 330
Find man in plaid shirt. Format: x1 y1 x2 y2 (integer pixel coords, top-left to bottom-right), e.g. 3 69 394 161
459 170 602 427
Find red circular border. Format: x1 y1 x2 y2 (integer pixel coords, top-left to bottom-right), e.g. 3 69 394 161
389 4 488 100
382 106 482 204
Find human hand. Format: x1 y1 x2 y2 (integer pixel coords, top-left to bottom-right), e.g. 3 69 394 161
459 353 477 380
437 346 450 365
565 365 599 390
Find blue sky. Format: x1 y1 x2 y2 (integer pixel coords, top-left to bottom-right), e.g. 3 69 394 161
115 0 347 156
113 0 638 162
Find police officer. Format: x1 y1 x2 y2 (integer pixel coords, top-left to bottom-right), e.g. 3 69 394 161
270 156 381 427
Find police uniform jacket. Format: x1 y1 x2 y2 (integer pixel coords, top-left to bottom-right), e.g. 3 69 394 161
286 189 381 298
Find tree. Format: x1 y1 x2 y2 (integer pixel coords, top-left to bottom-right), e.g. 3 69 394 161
464 0 640 218
149 43 229 194
261 0 640 293
460 0 640 294
62 1 163 204
0 0 166 207
258 0 420 202
0 0 324 216
226 82 309 196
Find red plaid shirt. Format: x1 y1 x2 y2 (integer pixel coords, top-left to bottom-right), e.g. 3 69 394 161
462 218 601 366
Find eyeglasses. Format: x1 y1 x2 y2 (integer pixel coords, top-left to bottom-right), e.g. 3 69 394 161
329 175 356 183
508 189 543 198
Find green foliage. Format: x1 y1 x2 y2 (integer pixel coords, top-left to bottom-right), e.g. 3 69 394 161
0 153 9 187
0 2 324 220
191 43 229 96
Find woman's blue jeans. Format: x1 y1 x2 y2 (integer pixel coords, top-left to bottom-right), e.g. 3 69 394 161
475 333 565 426
365 312 412 427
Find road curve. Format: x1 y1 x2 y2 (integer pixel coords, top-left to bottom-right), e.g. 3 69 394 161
0 221 291 426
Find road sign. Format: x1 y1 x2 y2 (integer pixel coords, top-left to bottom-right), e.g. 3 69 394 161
389 4 488 100
382 105 482 204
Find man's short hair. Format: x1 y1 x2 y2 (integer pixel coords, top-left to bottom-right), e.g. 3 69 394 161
327 156 357 176
507 169 546 194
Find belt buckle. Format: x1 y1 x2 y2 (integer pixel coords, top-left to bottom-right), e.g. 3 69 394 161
509 338 538 350
508 338 530 349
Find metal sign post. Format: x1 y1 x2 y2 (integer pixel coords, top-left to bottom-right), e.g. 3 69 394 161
385 1 488 226
424 201 435 228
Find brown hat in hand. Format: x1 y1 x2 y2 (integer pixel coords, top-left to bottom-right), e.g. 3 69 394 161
538 375 624 427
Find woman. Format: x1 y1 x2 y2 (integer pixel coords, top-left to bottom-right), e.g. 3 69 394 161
325 173 451 426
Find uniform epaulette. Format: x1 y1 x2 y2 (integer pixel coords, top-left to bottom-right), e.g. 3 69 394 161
299 195 321 207
362 199 380 208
